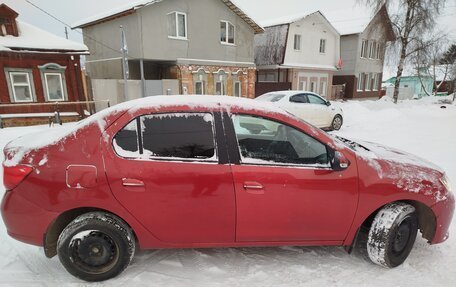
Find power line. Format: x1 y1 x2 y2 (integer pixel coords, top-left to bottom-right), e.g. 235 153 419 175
24 0 138 59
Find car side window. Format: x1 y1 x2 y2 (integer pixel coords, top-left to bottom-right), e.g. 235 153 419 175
307 94 327 105
232 115 330 167
289 94 308 103
113 113 217 161
113 120 140 158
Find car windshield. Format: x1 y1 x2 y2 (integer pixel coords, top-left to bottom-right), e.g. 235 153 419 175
256 93 286 102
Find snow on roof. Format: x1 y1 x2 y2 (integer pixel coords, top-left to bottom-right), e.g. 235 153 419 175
71 0 263 33
0 20 88 53
259 11 317 27
71 0 160 29
323 6 373 35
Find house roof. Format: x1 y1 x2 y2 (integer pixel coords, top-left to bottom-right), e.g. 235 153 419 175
0 20 89 53
324 4 395 40
71 0 263 34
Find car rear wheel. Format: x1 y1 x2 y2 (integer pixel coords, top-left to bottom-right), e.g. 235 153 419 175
331 115 343 131
367 202 418 268
57 212 135 282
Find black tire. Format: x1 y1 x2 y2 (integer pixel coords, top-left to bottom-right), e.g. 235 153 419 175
331 115 343 131
367 202 418 268
57 212 135 282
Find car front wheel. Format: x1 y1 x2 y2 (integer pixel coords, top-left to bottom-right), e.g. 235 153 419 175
57 212 135 282
367 202 418 268
331 115 343 131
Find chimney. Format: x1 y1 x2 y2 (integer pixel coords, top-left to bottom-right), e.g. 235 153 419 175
0 4 19 37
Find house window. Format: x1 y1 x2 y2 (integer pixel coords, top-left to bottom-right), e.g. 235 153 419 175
310 81 317 93
319 39 326 53
299 78 307 90
44 73 65 101
6 70 35 103
357 73 365 91
294 34 301 51
234 81 242 97
214 70 227 95
361 40 368 58
258 70 277 82
195 81 204 95
220 21 235 44
320 81 327 97
167 12 187 39
376 43 382 59
373 74 380 91
215 81 225 95
366 73 373 91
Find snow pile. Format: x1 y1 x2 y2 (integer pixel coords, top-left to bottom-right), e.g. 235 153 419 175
0 21 88 52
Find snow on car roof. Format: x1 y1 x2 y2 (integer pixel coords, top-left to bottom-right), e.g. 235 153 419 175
3 95 287 166
0 20 88 53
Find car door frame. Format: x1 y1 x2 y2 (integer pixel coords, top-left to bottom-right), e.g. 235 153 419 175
102 106 237 246
221 109 359 243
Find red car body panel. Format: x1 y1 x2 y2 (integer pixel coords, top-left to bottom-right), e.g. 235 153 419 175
1 97 454 253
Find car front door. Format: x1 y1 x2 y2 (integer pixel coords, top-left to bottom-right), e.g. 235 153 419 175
228 114 358 242
306 93 331 127
103 111 236 244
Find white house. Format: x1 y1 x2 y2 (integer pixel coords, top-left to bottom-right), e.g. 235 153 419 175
255 11 340 97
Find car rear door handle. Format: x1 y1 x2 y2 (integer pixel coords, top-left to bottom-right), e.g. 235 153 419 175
243 181 264 194
122 178 145 187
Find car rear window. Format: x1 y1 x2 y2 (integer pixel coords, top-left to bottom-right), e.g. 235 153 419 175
113 113 216 161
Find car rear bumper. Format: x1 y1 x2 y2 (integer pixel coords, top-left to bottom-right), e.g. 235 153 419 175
431 192 455 244
1 190 57 246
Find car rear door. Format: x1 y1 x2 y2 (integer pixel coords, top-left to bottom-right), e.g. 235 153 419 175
226 113 358 242
103 110 236 244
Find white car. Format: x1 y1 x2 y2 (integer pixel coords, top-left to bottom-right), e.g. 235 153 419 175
255 91 344 130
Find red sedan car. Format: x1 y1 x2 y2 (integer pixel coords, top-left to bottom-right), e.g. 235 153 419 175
1 96 454 281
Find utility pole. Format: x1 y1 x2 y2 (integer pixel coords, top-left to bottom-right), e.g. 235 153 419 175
120 25 129 102
64 26 68 39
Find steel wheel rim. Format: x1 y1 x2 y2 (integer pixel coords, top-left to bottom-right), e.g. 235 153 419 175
69 230 120 274
392 218 412 256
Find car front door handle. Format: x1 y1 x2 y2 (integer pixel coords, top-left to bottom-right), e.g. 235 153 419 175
243 181 264 194
122 178 145 187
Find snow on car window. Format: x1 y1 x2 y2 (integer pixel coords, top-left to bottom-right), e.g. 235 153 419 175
140 113 217 161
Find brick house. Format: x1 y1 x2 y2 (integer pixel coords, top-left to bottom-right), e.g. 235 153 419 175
72 0 263 101
325 5 395 99
0 4 89 127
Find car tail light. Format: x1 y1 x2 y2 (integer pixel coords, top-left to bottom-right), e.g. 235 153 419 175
3 165 34 191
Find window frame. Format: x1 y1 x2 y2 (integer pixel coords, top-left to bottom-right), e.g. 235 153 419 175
360 39 368 58
234 81 242 97
294 34 301 51
195 81 204 95
366 73 372 91
319 38 326 54
5 69 36 103
43 72 66 101
112 112 219 163
357 73 365 91
220 20 235 45
231 113 332 169
167 11 187 40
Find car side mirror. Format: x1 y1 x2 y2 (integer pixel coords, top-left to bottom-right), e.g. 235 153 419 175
332 151 350 171
326 101 331 106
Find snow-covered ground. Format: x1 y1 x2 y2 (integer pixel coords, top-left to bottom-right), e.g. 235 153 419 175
0 97 455 286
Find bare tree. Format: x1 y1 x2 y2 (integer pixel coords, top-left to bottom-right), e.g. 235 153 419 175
440 44 456 101
359 0 447 103
413 35 450 97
